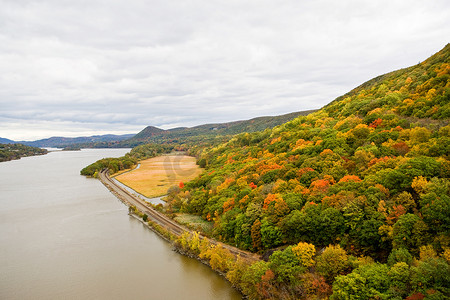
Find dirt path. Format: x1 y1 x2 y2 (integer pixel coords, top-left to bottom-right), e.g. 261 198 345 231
99 169 260 261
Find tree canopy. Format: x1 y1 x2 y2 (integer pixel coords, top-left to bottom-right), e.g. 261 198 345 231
164 44 450 299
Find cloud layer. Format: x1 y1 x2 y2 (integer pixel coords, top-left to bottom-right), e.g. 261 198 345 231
1 0 449 140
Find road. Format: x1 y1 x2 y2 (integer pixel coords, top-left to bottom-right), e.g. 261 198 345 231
99 169 259 261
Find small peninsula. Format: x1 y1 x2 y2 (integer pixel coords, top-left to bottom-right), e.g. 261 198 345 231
0 143 48 162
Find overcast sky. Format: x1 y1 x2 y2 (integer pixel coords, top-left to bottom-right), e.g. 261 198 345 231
0 0 449 140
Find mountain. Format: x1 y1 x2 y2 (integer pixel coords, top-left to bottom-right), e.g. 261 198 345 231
163 44 450 299
324 44 449 120
19 134 135 148
0 137 17 144
132 126 166 140
4 111 316 150
130 110 317 143
112 110 318 148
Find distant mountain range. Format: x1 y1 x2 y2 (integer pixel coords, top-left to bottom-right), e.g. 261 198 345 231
1 110 317 148
0 138 16 144
131 110 317 143
0 134 135 148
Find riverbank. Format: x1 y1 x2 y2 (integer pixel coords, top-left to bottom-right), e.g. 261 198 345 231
99 169 258 259
99 167 269 296
102 168 253 297
127 211 247 298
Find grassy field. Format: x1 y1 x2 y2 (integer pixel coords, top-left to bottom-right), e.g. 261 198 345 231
174 213 214 234
114 155 203 198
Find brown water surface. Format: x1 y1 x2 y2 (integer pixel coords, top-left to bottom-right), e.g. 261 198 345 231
0 149 241 300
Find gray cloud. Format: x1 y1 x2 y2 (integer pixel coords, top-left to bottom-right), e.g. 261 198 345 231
0 0 449 140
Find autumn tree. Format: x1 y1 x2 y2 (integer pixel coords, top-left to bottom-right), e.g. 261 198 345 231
208 243 233 273
291 241 316 268
316 244 349 283
251 219 262 251
269 246 304 284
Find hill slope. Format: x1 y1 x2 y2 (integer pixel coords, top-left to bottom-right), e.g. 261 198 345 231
325 43 449 120
129 110 317 144
0 137 17 144
48 110 317 149
165 44 450 299
132 126 165 140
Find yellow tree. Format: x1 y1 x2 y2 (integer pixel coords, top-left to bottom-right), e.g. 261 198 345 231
291 242 316 268
316 245 349 282
209 244 234 273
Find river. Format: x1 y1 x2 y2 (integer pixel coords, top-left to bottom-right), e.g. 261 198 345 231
0 149 242 300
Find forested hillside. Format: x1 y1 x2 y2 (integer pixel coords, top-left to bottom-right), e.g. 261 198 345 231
0 143 48 162
127 110 317 145
166 44 450 299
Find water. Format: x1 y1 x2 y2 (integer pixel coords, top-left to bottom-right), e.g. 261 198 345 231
0 149 241 300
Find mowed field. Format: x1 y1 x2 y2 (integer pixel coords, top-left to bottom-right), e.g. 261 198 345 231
114 155 203 198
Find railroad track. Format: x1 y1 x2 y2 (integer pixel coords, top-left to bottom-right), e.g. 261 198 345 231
98 169 259 261
99 169 186 236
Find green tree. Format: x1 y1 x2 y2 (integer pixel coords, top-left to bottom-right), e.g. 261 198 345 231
331 263 390 299
388 248 413 267
260 219 282 249
356 263 390 298
319 207 345 245
330 272 367 300
269 246 304 284
240 260 270 298
410 257 450 297
388 262 411 298
316 244 349 283
358 217 385 255
393 213 427 250
410 127 431 144
420 183 450 236
297 203 322 244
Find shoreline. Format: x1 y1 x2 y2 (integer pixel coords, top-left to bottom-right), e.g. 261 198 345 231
127 212 247 298
99 167 260 298
98 168 259 260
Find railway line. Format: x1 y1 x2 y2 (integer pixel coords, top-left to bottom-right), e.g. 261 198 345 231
99 169 259 261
